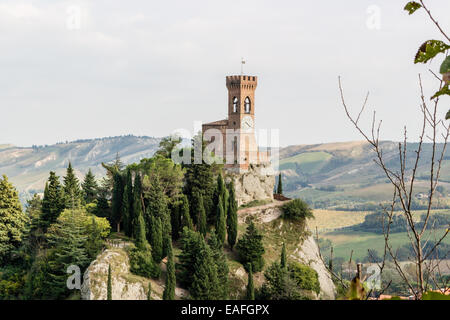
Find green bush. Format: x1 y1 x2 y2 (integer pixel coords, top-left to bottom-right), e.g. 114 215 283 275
288 262 320 294
127 244 160 279
281 199 314 221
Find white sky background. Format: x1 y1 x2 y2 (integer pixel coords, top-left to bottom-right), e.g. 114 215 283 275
0 0 449 147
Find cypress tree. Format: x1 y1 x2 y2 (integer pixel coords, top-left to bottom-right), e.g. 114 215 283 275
236 221 265 272
145 175 171 257
122 169 134 237
177 227 203 287
208 232 229 299
132 173 143 240
111 172 124 232
281 243 287 269
181 195 193 230
183 135 215 224
134 207 148 251
82 169 98 204
107 264 112 300
193 191 207 237
227 181 238 250
277 173 283 195
215 199 226 245
189 237 220 300
63 162 82 209
163 241 176 300
41 171 65 230
95 180 111 219
150 216 163 263
212 173 226 226
0 175 28 262
170 199 182 240
246 264 255 300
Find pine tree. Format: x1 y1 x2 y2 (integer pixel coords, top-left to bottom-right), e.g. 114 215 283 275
227 181 238 250
193 191 207 237
46 210 90 298
111 172 124 232
181 195 193 230
0 175 28 262
236 221 265 272
63 162 82 209
281 243 287 269
122 169 134 237
40 172 65 231
215 199 226 245
163 241 176 300
246 264 255 300
82 169 98 204
277 173 283 195
107 264 112 300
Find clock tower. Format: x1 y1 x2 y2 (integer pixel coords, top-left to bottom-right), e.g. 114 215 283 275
202 75 268 172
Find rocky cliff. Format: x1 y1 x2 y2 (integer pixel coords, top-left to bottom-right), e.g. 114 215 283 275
231 201 336 300
226 163 276 206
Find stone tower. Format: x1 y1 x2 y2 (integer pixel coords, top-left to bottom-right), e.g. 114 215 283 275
202 75 268 172
202 74 274 206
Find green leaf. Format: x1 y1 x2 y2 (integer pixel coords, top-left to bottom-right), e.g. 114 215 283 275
404 2 422 15
431 86 450 100
414 40 450 64
440 56 450 74
446 109 450 120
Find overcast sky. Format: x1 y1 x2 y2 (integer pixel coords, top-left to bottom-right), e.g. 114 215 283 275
0 0 449 148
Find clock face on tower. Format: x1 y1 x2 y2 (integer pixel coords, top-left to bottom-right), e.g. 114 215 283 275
242 115 254 130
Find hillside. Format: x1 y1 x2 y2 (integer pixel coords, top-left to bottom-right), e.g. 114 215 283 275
280 141 450 209
0 136 161 201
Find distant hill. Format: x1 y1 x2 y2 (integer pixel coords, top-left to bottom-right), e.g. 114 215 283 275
0 135 161 201
279 141 450 209
2 136 450 209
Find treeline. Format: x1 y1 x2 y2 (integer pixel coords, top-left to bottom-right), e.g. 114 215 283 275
350 212 450 234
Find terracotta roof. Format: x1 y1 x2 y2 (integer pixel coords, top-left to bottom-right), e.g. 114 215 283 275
203 119 228 126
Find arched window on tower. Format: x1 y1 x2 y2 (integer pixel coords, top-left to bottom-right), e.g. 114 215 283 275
244 97 251 113
233 97 238 113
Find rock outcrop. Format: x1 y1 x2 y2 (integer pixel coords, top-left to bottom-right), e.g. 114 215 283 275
81 248 151 300
81 246 188 300
232 201 336 300
226 163 275 206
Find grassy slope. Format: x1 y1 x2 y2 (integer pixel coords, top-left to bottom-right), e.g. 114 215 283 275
312 209 450 261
